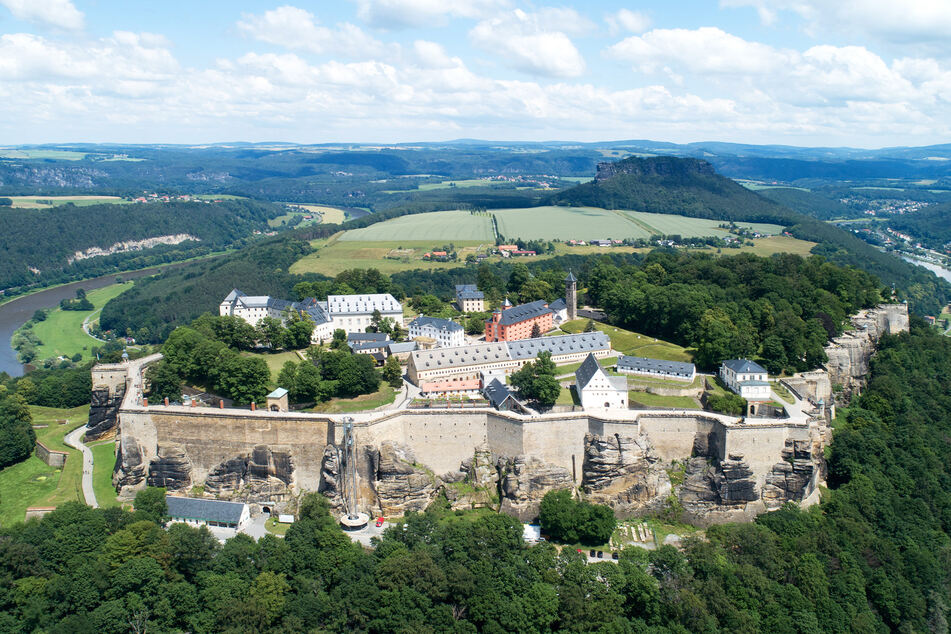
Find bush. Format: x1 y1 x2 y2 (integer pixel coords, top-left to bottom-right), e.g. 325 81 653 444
539 489 616 546
707 392 746 416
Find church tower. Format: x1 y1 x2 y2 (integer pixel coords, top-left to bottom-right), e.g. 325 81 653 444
565 271 577 322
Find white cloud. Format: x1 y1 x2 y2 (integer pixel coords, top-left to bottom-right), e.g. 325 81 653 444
411 40 456 69
606 9 651 35
353 0 509 29
0 0 83 30
470 9 587 78
608 27 791 74
237 6 387 60
721 0 951 44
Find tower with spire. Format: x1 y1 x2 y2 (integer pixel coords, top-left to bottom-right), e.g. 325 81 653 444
565 271 577 321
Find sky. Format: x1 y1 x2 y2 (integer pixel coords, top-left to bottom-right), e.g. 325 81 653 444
2 0 951 147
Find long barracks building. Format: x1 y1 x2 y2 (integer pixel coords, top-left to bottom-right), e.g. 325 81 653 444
407 332 612 391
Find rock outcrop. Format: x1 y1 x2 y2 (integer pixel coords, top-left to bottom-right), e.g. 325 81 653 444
86 387 125 441
202 445 294 500
762 440 817 509
147 445 192 491
369 442 442 516
581 433 670 515
824 303 909 401
113 439 146 497
680 453 758 518
499 456 573 521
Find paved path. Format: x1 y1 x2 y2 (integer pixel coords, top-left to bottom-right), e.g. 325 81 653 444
64 426 98 508
82 310 108 342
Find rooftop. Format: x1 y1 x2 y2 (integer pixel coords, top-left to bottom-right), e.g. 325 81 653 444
495 299 552 326
410 315 463 333
166 496 246 525
483 378 518 408
347 332 391 342
617 355 695 376
722 359 768 375
574 354 604 391
327 293 402 315
267 387 288 399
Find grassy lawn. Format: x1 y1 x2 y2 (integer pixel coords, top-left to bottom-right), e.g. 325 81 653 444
770 381 795 404
291 238 486 277
90 441 120 508
309 385 399 413
556 385 580 405
341 210 494 242
30 282 133 362
625 374 704 390
265 516 291 536
560 320 692 362
629 391 701 409
554 356 618 376
31 405 89 450
240 350 305 384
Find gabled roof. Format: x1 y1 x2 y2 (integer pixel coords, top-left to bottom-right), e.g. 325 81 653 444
350 340 390 352
565 271 577 283
618 355 695 376
410 315 463 333
722 359 767 375
549 298 567 312
409 332 612 371
327 294 402 315
166 496 245 524
347 332 390 342
483 378 518 409
222 289 245 302
267 387 288 399
507 332 610 360
387 341 417 354
575 354 605 391
495 299 552 326
457 288 484 300
455 284 478 293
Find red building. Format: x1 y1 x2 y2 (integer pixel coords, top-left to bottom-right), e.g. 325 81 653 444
484 299 554 342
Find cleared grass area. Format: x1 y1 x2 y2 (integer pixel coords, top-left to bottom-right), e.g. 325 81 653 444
291 239 485 277
621 210 783 237
30 282 133 362
725 235 816 257
629 391 701 409
309 385 399 413
560 320 692 362
8 195 127 209
492 206 649 241
270 204 347 228
240 350 304 385
555 356 618 377
0 458 66 526
31 405 89 451
417 179 498 191
265 516 290 536
90 441 120 507
556 385 581 405
341 210 494 242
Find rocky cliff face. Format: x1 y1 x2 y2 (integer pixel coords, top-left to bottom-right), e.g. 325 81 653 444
762 440 817 509
202 446 294 501
595 157 715 182
369 442 442 516
824 303 909 401
147 445 192 490
581 433 670 516
680 453 758 518
113 439 146 497
499 456 573 521
86 387 125 441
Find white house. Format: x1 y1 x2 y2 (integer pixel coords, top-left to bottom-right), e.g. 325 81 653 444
220 289 403 343
575 353 628 410
455 284 484 313
719 359 771 400
408 315 465 348
165 496 250 537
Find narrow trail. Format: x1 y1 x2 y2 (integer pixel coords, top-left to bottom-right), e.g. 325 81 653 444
64 426 98 508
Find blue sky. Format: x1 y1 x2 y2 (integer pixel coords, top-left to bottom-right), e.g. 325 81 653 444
2 0 951 147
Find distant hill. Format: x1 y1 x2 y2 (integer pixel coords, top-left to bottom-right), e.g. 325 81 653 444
550 156 951 315
756 188 858 220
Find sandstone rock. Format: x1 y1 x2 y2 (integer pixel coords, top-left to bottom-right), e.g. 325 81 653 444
762 441 817 509
86 387 125 441
462 445 498 488
318 445 344 511
147 444 192 491
202 445 294 501
681 453 758 514
113 439 146 498
440 470 467 484
371 441 442 516
499 455 573 521
581 433 670 515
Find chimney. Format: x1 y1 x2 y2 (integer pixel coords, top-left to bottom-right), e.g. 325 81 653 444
190 398 196 407
219 400 224 409
164 397 169 406
142 397 148 407
251 401 256 411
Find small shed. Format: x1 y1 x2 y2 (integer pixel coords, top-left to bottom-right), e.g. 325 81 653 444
266 387 289 412
166 496 249 530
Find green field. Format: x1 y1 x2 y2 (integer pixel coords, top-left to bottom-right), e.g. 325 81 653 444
629 391 701 409
29 282 133 362
621 210 782 238
341 210 494 242
560 320 693 362
241 350 304 385
309 385 399 413
8 195 129 209
270 204 347 228
0 149 86 160
291 237 486 277
91 441 120 507
492 207 646 241
417 179 498 191
0 405 90 527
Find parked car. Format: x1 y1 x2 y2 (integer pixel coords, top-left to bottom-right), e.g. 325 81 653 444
612 552 619 560
375 517 385 527
597 551 604 559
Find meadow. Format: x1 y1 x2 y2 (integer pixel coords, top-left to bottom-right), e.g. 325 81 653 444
30 282 133 362
492 206 647 241
559 319 693 362
270 204 347 228
340 210 495 242
291 238 487 276
7 195 128 209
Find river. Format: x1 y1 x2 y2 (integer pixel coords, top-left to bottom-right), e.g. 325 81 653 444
0 266 173 377
902 256 951 284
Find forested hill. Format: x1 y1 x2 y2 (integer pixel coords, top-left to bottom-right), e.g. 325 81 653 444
551 156 792 223
0 200 282 292
551 156 951 315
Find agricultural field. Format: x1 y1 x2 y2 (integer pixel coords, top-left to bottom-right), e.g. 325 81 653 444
270 204 347 228
0 149 87 160
291 238 487 276
735 180 810 192
29 282 133 362
0 405 90 526
417 179 499 191
6 195 128 209
620 210 783 238
492 206 646 241
341 210 495 242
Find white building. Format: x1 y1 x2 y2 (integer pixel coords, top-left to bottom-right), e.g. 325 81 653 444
220 289 403 343
455 284 484 313
616 356 696 381
166 496 250 537
720 359 771 400
408 315 465 348
575 353 628 410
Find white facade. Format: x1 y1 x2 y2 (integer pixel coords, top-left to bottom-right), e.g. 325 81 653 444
408 316 465 348
325 294 403 335
576 354 628 410
720 359 771 400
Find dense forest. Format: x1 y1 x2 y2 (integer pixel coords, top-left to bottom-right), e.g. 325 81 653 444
888 203 951 250
0 323 948 631
0 200 283 292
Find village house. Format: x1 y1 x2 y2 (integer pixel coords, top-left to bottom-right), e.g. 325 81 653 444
575 354 628 410
485 299 554 342
616 355 696 381
455 284 485 312
408 315 465 348
720 359 771 400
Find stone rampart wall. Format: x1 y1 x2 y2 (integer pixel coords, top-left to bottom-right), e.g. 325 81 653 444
35 441 67 468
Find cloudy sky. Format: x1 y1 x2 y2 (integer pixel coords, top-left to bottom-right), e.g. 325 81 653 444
2 0 951 147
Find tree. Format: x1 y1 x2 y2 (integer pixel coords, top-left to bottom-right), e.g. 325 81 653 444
510 351 560 407
133 487 168 524
382 355 403 388
284 316 314 350
530 322 542 338
146 361 183 403
0 394 34 468
411 294 444 315
508 263 532 294
215 355 270 406
584 319 597 332
330 329 348 350
466 313 489 335
293 362 323 403
31 310 47 323
320 351 379 398
539 489 616 546
276 361 298 396
256 317 286 350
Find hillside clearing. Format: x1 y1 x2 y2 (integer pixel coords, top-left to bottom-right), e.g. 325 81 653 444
559 319 692 362
341 210 494 242
29 282 133 362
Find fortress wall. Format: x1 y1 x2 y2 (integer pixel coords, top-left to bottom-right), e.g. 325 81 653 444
521 415 590 479
637 415 713 461
486 413 525 461
144 408 333 489
400 412 490 474
722 423 810 487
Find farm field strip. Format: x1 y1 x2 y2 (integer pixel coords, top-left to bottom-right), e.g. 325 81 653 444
340 210 494 242
491 206 651 241
620 210 783 237
7 195 128 209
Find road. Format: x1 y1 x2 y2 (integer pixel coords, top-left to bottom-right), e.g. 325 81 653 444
64 426 98 508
